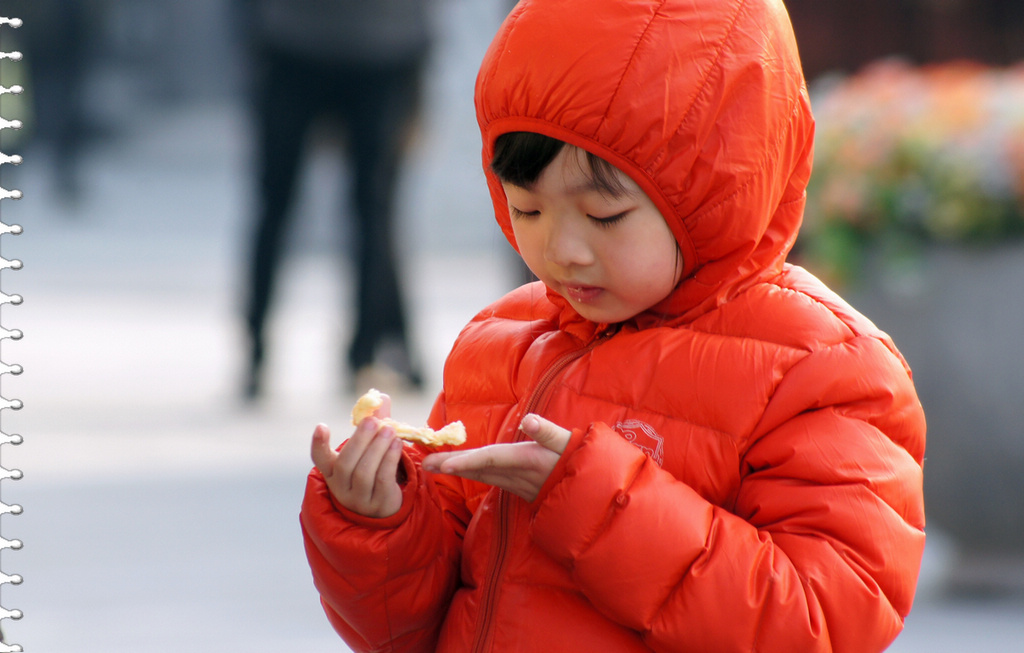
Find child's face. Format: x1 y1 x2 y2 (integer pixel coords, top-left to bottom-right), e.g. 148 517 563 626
502 146 682 324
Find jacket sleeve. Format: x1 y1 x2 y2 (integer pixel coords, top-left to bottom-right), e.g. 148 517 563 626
300 444 471 653
529 334 926 653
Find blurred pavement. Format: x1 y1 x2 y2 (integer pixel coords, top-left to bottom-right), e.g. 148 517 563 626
0 89 515 650
1 11 1023 651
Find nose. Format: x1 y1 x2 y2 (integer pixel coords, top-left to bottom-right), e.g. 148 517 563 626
544 214 594 269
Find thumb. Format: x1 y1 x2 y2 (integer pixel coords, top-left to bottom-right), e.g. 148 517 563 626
520 414 571 455
310 423 337 476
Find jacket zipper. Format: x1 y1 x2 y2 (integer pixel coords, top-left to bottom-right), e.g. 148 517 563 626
469 328 616 653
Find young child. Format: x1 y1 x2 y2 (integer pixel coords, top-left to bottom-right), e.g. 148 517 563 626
300 0 927 651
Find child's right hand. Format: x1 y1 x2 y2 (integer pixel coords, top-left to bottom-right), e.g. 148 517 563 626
310 413 405 519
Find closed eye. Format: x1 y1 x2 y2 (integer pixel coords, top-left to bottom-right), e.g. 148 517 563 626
589 211 629 228
509 205 539 219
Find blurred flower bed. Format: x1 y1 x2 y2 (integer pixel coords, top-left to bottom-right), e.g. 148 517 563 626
798 59 1024 285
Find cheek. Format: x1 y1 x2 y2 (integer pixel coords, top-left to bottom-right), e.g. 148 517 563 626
511 223 544 269
615 228 678 287
622 252 676 293
648 222 683 288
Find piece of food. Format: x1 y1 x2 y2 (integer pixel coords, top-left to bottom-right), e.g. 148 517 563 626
351 388 466 447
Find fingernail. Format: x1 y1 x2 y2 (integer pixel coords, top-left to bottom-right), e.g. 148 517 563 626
521 414 539 432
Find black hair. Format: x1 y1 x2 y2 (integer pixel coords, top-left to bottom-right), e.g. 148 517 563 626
490 132 629 197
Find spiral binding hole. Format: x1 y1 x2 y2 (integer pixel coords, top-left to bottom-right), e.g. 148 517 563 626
1 14 24 650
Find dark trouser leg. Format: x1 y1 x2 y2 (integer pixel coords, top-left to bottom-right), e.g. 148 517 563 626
22 2 89 201
343 59 424 384
243 49 316 396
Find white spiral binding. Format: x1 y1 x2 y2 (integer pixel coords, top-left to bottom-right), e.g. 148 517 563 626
0 13 22 653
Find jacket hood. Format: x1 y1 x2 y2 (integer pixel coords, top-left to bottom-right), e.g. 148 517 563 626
475 0 815 324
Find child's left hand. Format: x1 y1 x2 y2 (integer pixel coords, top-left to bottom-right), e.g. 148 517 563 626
422 414 571 502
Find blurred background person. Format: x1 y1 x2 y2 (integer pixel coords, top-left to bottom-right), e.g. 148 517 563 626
4 0 96 204
238 0 435 401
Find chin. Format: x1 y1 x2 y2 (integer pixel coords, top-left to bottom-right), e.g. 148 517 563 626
571 303 628 325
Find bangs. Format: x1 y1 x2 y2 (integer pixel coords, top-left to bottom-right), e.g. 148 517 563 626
491 132 629 197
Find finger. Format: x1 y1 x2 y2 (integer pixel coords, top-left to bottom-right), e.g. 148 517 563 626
376 437 405 496
431 446 508 476
378 436 405 482
421 450 456 473
431 442 540 476
431 443 556 501
520 414 572 454
335 416 383 474
370 392 392 421
371 438 406 518
310 423 337 476
348 425 399 502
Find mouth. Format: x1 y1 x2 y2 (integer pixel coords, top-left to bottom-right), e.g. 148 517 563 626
563 283 603 303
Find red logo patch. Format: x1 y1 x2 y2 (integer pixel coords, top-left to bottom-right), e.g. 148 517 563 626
614 420 664 466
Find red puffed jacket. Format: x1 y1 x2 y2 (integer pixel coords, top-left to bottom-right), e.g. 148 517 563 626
300 0 927 651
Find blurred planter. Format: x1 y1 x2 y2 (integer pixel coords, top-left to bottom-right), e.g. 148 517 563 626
800 59 1024 287
836 244 1024 555
797 60 1024 555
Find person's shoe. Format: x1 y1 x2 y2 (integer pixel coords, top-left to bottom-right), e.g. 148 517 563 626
350 362 423 397
348 340 424 395
243 366 262 401
243 338 265 401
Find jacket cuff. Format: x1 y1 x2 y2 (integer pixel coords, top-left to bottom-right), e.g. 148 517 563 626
529 422 662 567
530 425 589 508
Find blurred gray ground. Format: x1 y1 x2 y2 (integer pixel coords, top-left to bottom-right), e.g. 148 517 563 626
0 99 514 651
0 2 1022 650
